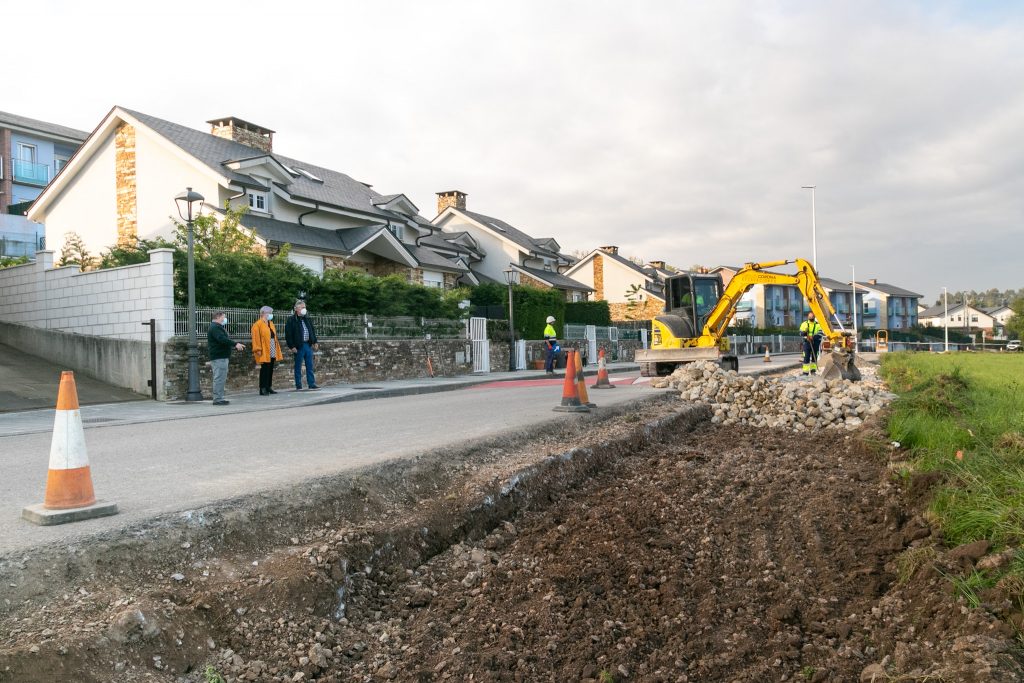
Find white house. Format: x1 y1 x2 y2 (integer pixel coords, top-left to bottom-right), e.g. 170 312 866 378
27 107 470 288
431 190 591 300
919 302 994 331
564 246 666 320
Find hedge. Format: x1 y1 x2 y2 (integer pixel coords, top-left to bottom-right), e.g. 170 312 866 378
564 301 611 326
469 283 565 338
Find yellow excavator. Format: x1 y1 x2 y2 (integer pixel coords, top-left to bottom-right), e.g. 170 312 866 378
635 258 861 381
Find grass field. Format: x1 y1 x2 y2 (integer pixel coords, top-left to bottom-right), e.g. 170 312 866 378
882 352 1024 548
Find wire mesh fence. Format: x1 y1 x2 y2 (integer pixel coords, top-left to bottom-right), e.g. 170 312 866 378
173 307 466 340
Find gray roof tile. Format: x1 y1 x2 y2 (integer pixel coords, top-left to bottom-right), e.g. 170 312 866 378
516 265 593 291
458 209 561 259
0 110 89 141
854 281 923 298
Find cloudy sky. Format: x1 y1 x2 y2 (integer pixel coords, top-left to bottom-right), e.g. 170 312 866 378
9 1 1023 301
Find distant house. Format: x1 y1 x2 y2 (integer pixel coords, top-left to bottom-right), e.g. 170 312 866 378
920 302 1016 338
817 278 866 328
27 107 469 288
854 280 923 330
431 190 591 300
1 110 88 258
564 246 666 319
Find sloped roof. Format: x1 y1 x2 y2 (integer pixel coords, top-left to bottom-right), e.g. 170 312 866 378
122 108 411 221
514 265 593 292
457 209 561 259
406 244 469 273
854 281 923 298
818 277 857 291
0 110 89 142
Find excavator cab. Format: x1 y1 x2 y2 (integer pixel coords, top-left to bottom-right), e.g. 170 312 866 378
661 273 724 339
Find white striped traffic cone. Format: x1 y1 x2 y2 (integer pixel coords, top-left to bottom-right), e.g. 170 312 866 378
22 371 118 526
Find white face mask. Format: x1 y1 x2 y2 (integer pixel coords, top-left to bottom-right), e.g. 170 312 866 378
220 317 229 326
299 308 307 316
266 314 274 321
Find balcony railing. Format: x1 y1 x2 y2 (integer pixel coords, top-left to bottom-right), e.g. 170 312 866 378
12 159 50 186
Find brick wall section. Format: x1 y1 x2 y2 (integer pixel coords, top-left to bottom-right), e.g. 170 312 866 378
518 273 549 289
609 298 663 321
593 254 604 300
0 249 175 341
436 191 467 214
115 123 138 246
0 127 11 210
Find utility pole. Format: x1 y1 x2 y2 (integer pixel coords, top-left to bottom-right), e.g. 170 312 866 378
802 185 817 270
942 286 949 353
851 265 858 354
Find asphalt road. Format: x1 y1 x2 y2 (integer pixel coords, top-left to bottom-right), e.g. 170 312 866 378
0 373 653 554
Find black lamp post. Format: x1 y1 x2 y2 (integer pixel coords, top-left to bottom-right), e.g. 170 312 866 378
175 187 205 402
503 268 520 371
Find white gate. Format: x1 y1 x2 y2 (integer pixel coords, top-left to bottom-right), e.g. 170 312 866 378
468 317 490 373
515 339 527 370
584 325 598 365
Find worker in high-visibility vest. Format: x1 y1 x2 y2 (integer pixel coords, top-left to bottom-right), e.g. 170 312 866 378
799 312 824 375
543 315 559 375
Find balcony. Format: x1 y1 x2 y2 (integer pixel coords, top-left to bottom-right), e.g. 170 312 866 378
12 159 50 187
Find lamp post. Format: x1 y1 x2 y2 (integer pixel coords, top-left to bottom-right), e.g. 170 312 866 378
850 265 858 354
175 187 206 402
942 286 949 352
801 185 817 270
503 268 520 371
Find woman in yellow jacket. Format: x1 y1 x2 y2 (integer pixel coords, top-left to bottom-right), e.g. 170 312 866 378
251 306 281 395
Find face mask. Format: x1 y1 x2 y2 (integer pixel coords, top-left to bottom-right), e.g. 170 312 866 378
267 314 274 321
220 317 229 326
299 308 307 316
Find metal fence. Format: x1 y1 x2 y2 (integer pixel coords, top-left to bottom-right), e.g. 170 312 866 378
173 307 466 340
563 324 620 341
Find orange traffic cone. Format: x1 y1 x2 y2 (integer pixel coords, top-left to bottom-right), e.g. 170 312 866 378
575 350 597 408
591 349 615 389
763 347 772 363
22 372 118 526
553 350 589 413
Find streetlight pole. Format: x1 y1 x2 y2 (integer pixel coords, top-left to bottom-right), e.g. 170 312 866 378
851 265 858 354
802 185 817 270
503 268 520 371
943 286 949 352
175 187 206 402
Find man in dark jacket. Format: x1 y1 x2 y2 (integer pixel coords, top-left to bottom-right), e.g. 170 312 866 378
285 300 320 390
207 311 245 405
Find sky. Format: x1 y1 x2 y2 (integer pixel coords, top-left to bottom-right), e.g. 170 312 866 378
7 0 1023 302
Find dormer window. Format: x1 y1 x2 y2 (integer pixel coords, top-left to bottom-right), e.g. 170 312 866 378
247 190 269 213
388 224 405 241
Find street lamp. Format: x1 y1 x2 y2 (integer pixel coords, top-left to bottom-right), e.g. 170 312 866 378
175 187 206 402
850 265 858 354
503 268 520 371
801 185 817 270
942 286 949 352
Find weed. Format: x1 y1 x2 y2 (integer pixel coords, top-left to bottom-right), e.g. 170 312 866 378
938 568 995 609
204 665 226 683
801 665 817 679
896 546 937 585
598 670 615 683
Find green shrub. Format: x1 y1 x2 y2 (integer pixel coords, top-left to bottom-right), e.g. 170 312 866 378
565 301 611 326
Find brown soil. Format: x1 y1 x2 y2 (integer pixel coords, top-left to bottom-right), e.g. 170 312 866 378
2 404 1023 682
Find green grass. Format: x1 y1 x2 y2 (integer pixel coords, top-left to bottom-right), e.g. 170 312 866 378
883 353 1024 547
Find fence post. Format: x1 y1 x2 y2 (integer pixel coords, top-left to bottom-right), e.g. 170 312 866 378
364 313 369 339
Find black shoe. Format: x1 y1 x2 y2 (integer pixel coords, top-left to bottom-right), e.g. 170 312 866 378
259 388 267 395
308 384 320 390
213 400 230 406
267 388 277 394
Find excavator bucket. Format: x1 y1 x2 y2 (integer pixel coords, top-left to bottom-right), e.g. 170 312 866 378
819 350 861 382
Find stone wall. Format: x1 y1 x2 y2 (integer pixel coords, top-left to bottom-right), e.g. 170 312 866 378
163 337 477 399
209 121 273 153
609 298 663 321
593 254 604 300
114 123 137 246
0 248 174 341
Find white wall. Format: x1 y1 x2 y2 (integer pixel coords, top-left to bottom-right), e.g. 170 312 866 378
437 214 522 282
600 256 646 303
0 248 175 342
41 131 118 259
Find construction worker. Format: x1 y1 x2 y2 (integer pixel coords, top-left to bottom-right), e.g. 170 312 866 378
543 315 559 375
799 311 824 375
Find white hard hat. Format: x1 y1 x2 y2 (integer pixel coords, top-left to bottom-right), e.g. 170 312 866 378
546 316 556 323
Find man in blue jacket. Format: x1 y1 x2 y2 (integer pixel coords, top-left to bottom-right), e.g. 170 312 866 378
207 311 245 405
286 300 320 390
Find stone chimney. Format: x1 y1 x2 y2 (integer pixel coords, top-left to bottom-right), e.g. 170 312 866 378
868 278 878 285
648 260 666 270
436 190 467 214
598 245 619 255
207 117 274 153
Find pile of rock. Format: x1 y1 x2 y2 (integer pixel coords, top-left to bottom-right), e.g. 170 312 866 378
655 361 893 431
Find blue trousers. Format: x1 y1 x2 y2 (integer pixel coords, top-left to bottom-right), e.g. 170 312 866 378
294 343 316 388
545 343 556 372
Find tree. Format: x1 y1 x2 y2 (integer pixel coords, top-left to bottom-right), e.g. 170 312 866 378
1006 297 1024 340
57 232 94 270
0 255 29 269
98 237 175 269
171 202 259 258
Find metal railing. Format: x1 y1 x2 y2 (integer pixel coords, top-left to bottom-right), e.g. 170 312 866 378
12 159 50 186
173 306 466 340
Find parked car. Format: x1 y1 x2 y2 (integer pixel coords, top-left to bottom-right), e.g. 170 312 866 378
1007 340 1021 352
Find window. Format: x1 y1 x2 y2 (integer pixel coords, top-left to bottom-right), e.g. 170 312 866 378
17 143 36 163
54 155 70 174
287 252 324 275
247 190 269 213
388 224 405 241
971 315 978 323
422 270 444 288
